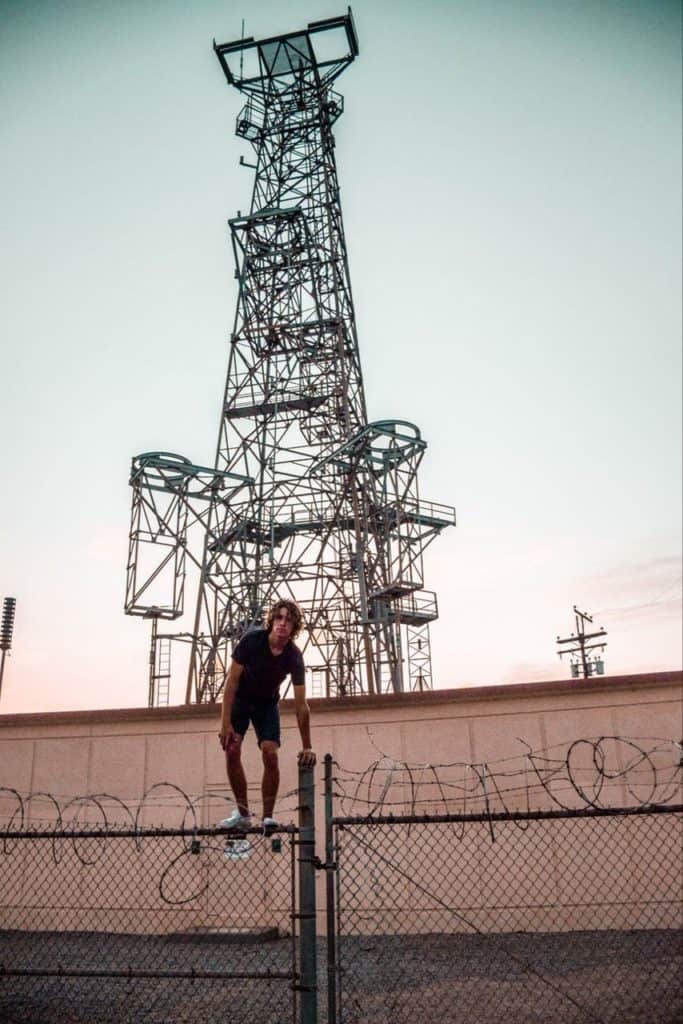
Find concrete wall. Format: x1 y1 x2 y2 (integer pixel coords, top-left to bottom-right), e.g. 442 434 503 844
1 672 681 934
1 672 679 820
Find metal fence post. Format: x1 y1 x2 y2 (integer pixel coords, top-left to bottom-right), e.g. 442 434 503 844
298 763 317 1024
324 753 338 1024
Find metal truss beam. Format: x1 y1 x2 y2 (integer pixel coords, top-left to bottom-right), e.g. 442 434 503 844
126 12 455 705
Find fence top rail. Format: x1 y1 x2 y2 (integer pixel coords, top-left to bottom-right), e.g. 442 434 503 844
332 802 683 827
0 823 299 841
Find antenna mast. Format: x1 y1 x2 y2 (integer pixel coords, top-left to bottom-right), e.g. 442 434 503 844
125 10 455 704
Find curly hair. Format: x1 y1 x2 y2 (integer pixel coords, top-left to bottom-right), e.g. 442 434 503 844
265 599 304 640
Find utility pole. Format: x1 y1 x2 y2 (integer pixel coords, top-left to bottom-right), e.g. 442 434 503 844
0 597 17 701
556 605 607 679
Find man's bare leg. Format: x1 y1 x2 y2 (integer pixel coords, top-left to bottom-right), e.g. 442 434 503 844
226 737 250 817
261 740 280 819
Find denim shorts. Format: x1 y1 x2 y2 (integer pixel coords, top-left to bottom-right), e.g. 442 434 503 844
231 695 281 747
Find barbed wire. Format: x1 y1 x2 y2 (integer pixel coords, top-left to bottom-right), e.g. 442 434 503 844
332 734 683 821
0 780 302 905
0 781 301 832
0 736 680 905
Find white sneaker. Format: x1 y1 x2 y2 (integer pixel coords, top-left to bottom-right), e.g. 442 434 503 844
223 838 251 861
262 817 280 835
218 809 252 831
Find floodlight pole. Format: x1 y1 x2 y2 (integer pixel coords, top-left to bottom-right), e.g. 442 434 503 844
0 597 17 702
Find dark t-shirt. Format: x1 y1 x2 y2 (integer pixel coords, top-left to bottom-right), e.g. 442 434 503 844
232 628 305 702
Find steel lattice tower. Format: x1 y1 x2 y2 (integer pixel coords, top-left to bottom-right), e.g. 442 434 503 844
125 10 455 704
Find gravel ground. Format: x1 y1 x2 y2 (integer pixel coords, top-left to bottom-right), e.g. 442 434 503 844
0 928 681 1024
337 929 683 1024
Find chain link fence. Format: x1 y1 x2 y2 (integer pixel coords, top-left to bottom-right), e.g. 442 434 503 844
0 821 302 1024
329 806 683 1023
1 741 682 1023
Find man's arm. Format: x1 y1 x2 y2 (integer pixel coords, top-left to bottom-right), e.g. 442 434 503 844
293 684 316 767
218 660 244 750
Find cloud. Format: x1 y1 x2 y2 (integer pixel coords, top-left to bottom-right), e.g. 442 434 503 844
586 554 682 625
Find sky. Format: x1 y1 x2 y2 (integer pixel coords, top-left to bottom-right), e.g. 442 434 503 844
1 0 681 714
